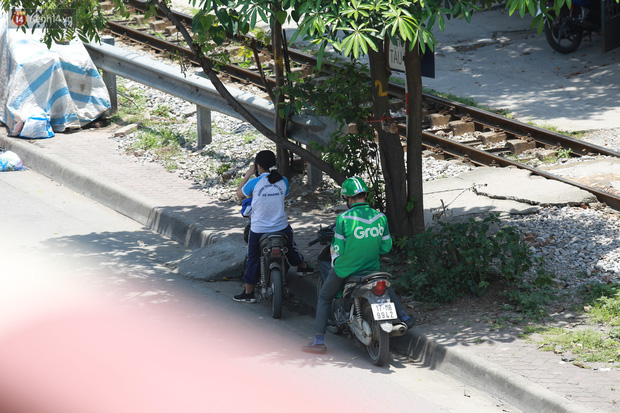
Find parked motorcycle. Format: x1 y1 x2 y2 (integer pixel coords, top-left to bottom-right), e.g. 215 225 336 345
243 223 290 319
308 225 408 366
543 0 601 53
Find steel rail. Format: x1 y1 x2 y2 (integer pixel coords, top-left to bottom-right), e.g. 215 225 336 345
421 93 620 158
420 131 620 210
105 21 273 89
120 1 620 159
115 0 620 209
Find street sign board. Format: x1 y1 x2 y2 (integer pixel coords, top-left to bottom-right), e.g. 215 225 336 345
388 39 435 78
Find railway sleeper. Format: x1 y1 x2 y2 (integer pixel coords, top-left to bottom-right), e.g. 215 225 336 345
449 120 475 136
425 113 451 127
507 139 536 155
477 131 507 145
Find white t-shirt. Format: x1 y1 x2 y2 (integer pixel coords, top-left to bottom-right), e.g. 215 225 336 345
242 173 289 233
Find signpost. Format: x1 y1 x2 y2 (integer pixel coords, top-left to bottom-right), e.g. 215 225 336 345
388 39 435 133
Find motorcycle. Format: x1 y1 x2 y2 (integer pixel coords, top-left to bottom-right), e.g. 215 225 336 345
543 0 601 54
308 225 408 366
243 223 290 319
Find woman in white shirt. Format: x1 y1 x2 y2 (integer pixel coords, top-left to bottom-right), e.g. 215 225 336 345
233 150 313 303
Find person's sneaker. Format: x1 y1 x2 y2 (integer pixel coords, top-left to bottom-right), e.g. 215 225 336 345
297 263 315 276
233 290 256 303
301 341 327 354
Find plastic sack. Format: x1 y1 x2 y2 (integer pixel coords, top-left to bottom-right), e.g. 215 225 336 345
19 115 55 139
0 151 24 171
240 197 253 217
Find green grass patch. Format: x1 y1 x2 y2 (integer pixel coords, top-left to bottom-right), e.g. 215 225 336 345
525 122 587 139
422 87 513 118
585 283 620 325
536 327 620 364
109 83 149 125
503 283 555 322
129 127 188 170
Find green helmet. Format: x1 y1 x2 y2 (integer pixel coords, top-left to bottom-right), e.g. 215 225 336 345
341 177 369 197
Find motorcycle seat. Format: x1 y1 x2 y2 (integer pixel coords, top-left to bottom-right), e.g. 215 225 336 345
258 232 288 243
346 271 392 283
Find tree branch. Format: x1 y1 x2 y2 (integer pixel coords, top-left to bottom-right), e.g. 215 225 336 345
153 0 346 184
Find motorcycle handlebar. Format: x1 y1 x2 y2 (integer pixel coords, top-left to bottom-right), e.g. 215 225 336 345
308 224 335 247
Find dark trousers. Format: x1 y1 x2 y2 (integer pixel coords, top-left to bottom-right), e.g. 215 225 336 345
243 224 304 286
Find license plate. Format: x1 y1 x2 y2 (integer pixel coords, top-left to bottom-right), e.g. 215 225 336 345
371 303 397 321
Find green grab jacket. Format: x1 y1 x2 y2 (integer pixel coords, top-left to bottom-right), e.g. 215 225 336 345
331 202 392 278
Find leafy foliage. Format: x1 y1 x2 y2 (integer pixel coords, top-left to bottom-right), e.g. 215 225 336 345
281 60 386 208
1 0 130 47
503 282 554 320
392 214 539 302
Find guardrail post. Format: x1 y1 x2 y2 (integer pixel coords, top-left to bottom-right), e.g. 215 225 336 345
100 36 117 114
306 145 323 187
196 105 212 149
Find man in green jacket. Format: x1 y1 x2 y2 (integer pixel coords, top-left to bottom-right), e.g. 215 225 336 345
302 177 414 354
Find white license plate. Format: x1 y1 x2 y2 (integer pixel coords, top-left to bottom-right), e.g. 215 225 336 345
371 303 397 321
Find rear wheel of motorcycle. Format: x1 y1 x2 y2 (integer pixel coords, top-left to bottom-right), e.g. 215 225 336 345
544 7 583 54
270 268 283 319
363 302 389 366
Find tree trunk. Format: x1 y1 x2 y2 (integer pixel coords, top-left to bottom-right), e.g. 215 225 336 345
404 43 425 235
272 14 292 177
367 45 409 238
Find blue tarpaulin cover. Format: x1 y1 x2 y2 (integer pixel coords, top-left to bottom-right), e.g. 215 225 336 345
0 13 110 137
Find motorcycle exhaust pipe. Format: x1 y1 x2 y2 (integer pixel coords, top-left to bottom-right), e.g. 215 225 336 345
389 322 408 337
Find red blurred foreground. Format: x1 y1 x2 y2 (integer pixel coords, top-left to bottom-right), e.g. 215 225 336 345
0 273 346 413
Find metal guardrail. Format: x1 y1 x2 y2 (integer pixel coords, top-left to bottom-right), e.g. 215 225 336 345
83 39 339 184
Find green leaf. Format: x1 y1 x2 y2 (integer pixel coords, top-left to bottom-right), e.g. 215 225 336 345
438 13 446 31
250 9 257 28
277 10 288 24
508 0 519 16
527 0 538 17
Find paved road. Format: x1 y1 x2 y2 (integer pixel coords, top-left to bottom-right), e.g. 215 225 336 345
0 168 520 413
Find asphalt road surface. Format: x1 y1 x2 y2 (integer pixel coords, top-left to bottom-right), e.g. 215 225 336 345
0 169 520 413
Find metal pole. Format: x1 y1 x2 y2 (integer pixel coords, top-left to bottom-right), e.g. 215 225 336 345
100 35 117 114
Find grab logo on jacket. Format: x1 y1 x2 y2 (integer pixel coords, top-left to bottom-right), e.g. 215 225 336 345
354 224 384 239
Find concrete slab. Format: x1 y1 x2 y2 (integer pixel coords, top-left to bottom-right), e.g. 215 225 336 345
538 159 620 192
170 240 247 281
423 166 597 224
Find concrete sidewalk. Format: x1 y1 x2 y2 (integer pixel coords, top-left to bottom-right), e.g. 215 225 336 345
1 124 614 412
419 8 620 133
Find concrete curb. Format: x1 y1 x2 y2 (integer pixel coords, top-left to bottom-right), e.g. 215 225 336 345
1 134 589 413
291 274 589 413
0 135 216 250
392 332 590 413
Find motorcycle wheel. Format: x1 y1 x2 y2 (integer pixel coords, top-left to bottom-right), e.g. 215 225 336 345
269 268 283 319
543 6 583 54
363 302 389 366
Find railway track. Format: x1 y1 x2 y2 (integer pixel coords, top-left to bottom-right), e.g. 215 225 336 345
102 0 620 210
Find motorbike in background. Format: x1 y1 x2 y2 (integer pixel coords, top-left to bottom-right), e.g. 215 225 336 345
543 0 601 53
309 225 408 366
